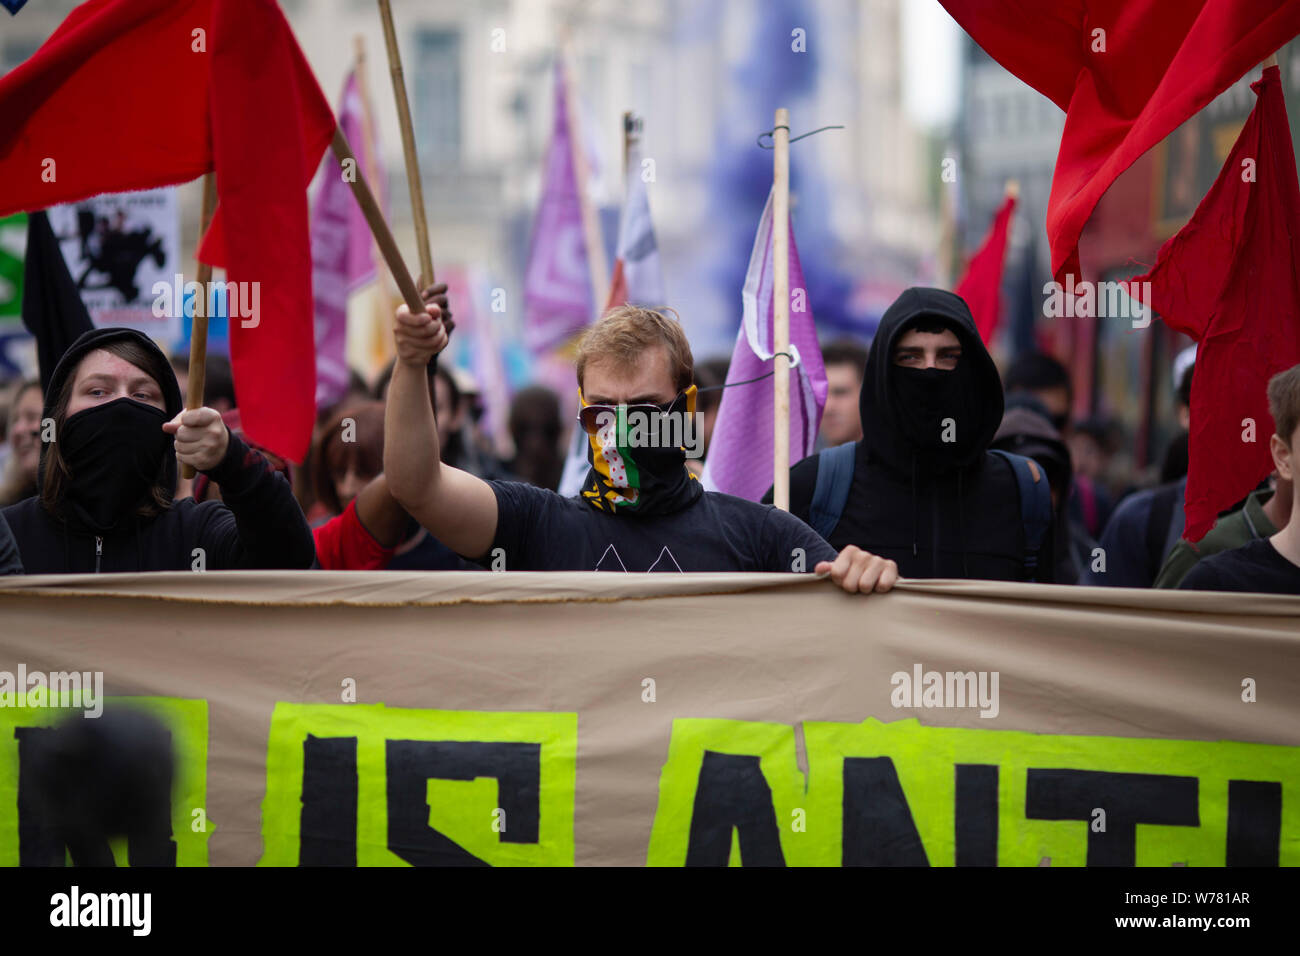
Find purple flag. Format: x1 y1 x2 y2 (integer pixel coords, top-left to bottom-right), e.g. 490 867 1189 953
702 189 828 502
310 70 380 409
523 62 594 355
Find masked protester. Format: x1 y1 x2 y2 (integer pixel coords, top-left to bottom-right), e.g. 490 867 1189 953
1 328 315 574
768 288 1057 582
383 303 898 594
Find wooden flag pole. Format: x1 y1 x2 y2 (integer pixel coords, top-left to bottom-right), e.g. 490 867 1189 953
623 110 638 183
377 0 434 287
332 126 426 316
772 107 791 512
181 171 217 481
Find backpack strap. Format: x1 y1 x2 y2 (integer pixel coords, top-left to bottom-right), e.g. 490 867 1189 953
989 449 1053 579
808 441 857 541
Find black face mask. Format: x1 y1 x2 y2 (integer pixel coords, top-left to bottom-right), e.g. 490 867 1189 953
891 365 980 469
58 397 171 532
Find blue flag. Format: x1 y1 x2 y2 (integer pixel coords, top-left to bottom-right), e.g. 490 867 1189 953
1 0 29 16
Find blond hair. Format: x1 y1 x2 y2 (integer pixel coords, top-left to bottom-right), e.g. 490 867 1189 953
575 306 694 394
1268 363 1300 446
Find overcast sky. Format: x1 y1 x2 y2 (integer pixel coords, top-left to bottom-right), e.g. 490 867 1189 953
901 0 963 130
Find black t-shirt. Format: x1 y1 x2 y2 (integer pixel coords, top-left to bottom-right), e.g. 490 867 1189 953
1179 538 1300 595
488 481 837 572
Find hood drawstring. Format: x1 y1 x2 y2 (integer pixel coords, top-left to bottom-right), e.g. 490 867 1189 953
957 469 969 577
910 455 918 558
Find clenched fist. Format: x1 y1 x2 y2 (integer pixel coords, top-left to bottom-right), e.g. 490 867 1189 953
394 299 449 368
163 407 230 473
420 281 455 337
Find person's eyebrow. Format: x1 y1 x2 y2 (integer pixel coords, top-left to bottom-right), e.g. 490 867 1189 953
127 376 160 391
78 373 118 387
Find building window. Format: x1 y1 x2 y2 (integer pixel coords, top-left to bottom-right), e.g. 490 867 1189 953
413 29 461 169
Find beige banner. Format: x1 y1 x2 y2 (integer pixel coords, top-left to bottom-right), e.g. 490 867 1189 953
0 572 1297 866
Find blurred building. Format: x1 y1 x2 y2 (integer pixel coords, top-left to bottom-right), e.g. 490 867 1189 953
1 0 936 373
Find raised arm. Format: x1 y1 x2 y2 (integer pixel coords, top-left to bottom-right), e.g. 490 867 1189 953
383 301 499 558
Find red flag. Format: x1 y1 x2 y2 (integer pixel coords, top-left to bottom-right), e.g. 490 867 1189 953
1127 66 1300 543
603 259 628 315
0 0 334 463
955 193 1016 345
940 0 1300 284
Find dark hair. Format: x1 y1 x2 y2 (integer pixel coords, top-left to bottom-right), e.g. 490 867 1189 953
692 357 731 413
1160 430 1189 483
374 357 442 413
312 400 386 515
434 364 462 413
508 385 561 440
1074 416 1119 454
203 353 236 409
900 315 960 337
1176 361 1195 408
41 340 174 519
1005 351 1073 403
821 339 869 378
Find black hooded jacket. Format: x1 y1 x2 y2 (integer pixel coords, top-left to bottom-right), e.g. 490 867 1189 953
2 327 316 574
771 288 1054 581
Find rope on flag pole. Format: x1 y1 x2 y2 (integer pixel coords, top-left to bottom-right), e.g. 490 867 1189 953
377 0 435 287
181 171 218 481
772 107 791 512
756 123 844 149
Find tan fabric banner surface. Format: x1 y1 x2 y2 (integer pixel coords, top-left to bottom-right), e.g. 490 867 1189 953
0 571 1297 866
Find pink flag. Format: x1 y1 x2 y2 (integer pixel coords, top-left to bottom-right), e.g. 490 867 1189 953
523 62 594 355
702 190 828 501
310 70 381 408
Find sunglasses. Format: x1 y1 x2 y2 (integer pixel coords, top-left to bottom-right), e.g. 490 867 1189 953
577 393 685 435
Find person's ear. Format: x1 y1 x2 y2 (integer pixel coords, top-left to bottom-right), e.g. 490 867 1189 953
1270 433 1293 481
